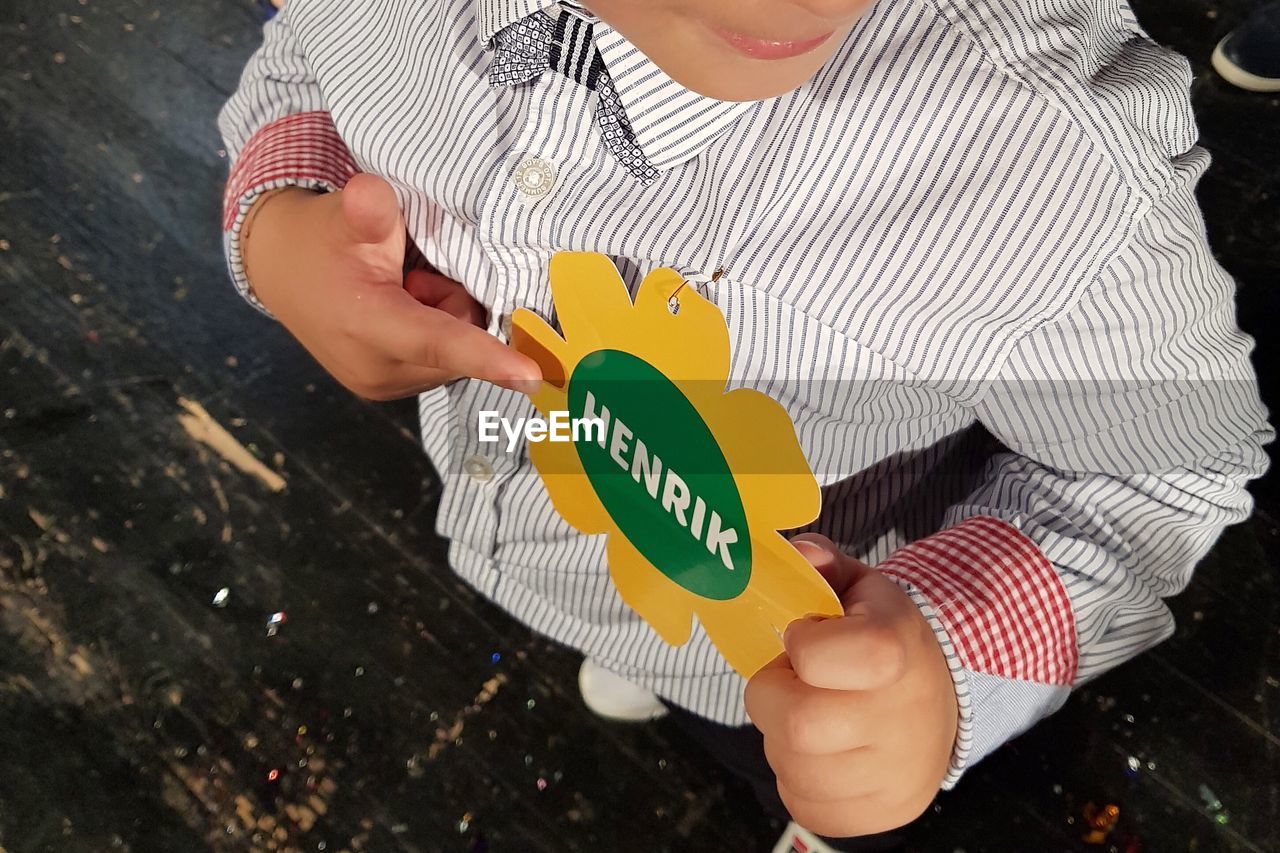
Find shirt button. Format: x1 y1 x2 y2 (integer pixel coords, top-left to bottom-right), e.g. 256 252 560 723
513 157 556 200
463 454 494 483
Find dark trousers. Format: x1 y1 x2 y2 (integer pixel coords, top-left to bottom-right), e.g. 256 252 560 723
664 703 906 852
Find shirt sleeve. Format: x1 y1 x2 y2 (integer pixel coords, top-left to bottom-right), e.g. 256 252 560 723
217 9 359 310
877 172 1273 788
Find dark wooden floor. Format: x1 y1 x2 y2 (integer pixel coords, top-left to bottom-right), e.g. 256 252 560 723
0 0 1277 851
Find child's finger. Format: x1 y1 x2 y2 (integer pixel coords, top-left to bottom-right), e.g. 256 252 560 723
339 173 404 245
763 739 877 803
744 666 870 755
404 269 487 325
782 607 908 692
776 784 904 840
367 292 541 393
354 364 454 401
789 534 872 598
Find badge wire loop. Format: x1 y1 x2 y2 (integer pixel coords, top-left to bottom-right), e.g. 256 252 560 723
668 267 726 315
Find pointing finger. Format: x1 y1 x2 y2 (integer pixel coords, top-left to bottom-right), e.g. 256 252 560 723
365 288 541 393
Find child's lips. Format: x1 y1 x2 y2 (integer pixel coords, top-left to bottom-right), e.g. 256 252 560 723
709 25 835 60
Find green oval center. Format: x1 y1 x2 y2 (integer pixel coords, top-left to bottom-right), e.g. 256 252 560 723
566 349 751 600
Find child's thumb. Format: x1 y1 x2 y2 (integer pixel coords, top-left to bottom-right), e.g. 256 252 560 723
339 173 403 245
790 534 870 599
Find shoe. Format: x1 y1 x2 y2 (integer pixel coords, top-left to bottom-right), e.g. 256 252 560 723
772 821 841 853
577 659 668 722
1212 2 1280 92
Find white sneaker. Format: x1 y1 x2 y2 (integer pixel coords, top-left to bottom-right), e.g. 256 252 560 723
771 821 842 853
577 659 668 722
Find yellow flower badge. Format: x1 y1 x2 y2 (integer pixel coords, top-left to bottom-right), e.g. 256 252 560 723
511 253 841 677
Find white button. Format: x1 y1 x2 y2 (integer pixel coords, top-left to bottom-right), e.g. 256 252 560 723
463 455 494 483
513 157 556 200
499 313 514 337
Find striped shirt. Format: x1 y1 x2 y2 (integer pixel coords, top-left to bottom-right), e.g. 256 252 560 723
218 0 1272 786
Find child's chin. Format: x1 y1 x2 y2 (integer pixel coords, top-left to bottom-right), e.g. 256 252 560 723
662 60 823 103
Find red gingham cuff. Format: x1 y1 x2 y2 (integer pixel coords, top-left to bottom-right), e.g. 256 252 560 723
879 515 1078 786
222 111 360 309
880 515 1077 685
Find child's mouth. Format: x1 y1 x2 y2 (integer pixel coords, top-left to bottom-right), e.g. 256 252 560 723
708 25 835 60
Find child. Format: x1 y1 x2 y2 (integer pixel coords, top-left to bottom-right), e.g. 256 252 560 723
219 0 1272 849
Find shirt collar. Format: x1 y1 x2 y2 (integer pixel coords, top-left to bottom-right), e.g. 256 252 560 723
592 23 753 173
476 0 596 43
478 1 754 173
475 0 546 43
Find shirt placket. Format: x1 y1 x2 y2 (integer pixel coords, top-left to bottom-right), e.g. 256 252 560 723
439 72 589 592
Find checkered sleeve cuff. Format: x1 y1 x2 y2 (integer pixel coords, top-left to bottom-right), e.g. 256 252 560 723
221 111 359 311
879 515 1078 786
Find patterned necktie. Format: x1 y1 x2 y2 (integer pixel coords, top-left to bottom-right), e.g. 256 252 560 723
489 8 661 184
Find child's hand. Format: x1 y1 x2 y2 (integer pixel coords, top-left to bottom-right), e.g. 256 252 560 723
745 534 957 838
242 174 540 400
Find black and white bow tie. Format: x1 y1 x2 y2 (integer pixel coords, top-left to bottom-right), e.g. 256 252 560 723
488 8 661 184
